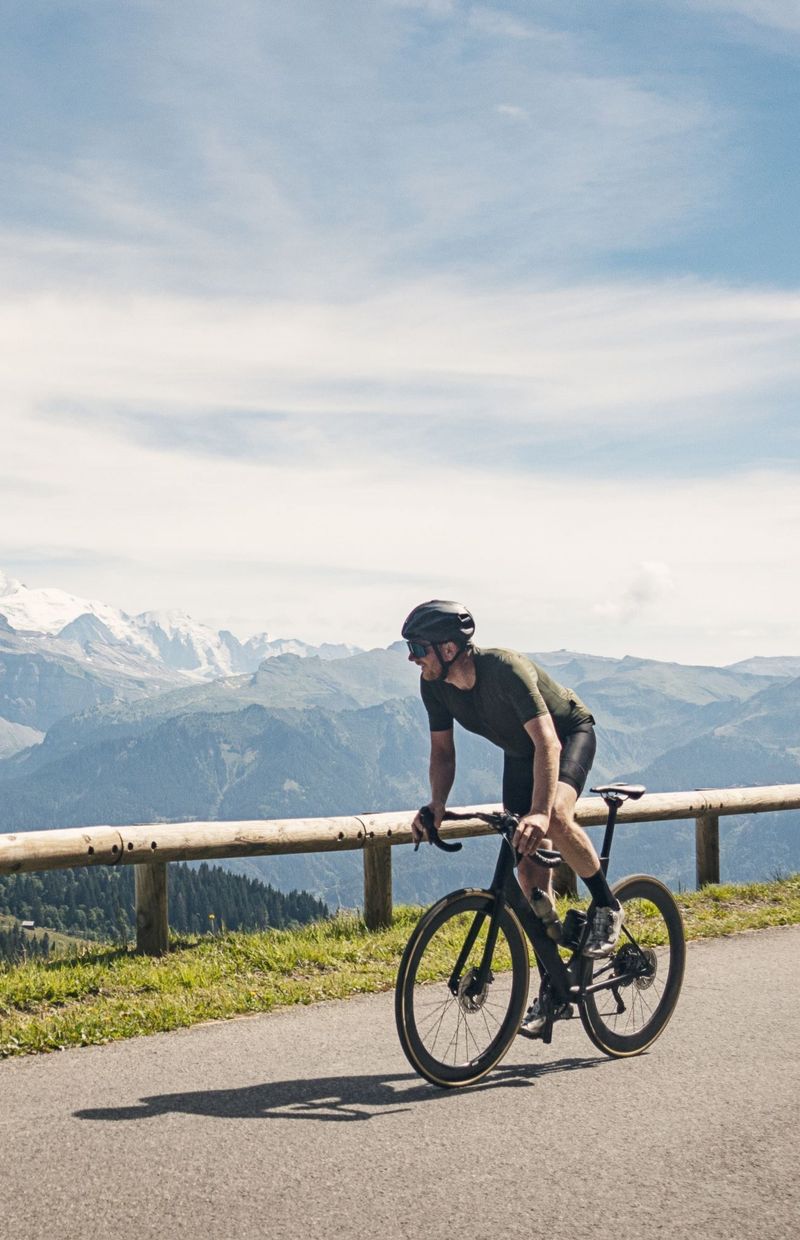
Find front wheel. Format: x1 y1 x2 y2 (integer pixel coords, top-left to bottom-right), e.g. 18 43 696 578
395 890 530 1088
579 874 686 1057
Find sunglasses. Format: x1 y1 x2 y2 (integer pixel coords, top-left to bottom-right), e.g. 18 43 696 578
406 640 432 658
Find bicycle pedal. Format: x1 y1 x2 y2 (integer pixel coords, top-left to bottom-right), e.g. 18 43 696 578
517 1024 545 1041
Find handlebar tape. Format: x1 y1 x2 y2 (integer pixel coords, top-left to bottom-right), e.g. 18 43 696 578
415 806 463 853
414 807 562 867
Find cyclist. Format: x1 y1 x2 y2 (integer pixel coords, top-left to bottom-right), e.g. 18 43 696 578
402 599 624 1036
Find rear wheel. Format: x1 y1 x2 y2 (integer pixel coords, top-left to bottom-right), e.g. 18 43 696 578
395 890 530 1087
579 874 685 1057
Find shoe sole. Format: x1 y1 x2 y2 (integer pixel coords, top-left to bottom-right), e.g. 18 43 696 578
583 940 622 958
517 1008 573 1038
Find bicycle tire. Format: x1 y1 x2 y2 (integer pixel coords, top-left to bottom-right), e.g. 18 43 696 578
579 874 686 1057
395 889 530 1088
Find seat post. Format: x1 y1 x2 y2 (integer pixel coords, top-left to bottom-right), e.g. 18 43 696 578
591 784 645 877
598 797 620 877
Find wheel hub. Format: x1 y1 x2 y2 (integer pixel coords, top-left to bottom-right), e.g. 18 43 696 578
632 947 657 990
613 944 657 989
457 967 492 1013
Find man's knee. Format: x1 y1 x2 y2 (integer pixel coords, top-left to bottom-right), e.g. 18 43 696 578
552 776 582 824
550 798 576 838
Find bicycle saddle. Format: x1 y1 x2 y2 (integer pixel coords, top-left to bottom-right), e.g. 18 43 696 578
591 783 646 801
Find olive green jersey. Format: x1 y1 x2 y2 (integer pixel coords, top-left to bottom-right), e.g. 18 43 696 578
419 647 593 758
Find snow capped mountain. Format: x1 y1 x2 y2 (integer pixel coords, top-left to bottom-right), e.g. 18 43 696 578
0 569 360 683
243 634 360 663
135 609 245 678
0 569 140 644
0 717 44 760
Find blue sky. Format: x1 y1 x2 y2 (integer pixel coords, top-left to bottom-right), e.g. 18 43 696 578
1 0 799 662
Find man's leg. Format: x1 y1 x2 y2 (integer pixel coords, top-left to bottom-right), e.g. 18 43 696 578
517 781 600 898
544 781 624 957
547 782 605 879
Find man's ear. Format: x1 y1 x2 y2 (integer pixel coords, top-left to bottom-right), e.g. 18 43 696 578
439 640 459 662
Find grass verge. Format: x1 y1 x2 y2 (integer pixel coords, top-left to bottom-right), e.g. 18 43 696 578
1 875 799 1058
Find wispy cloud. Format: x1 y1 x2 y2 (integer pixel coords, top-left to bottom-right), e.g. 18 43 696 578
3 279 798 433
495 104 529 120
684 0 800 37
1 0 799 664
0 2 726 299
467 6 556 42
2 427 798 662
593 562 676 624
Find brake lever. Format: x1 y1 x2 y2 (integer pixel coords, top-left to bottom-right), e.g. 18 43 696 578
495 812 561 868
415 806 463 853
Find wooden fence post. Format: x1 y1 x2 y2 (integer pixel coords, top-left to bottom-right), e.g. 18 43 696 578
363 840 392 930
695 813 720 888
135 862 169 955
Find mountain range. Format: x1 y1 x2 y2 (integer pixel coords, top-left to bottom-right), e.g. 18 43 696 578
0 570 359 737
0 569 798 905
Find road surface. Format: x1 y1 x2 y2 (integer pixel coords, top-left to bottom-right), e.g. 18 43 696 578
1 926 798 1240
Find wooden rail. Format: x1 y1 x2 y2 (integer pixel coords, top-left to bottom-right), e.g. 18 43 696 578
1 783 799 954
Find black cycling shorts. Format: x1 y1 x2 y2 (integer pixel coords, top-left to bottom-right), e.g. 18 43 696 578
502 721 597 816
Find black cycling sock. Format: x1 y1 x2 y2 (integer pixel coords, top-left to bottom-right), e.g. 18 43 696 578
582 869 617 908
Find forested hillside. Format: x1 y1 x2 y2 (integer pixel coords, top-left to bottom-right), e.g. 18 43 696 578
0 863 328 962
0 921 52 965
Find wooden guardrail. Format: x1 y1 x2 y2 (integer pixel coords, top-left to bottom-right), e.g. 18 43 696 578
1 783 799 954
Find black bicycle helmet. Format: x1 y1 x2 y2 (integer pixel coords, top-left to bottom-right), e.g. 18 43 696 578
401 600 475 647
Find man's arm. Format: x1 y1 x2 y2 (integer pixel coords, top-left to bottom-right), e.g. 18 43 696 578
512 714 561 856
411 729 456 844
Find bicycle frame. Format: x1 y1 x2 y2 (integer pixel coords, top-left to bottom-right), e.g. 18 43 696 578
479 837 576 1006
461 798 646 1026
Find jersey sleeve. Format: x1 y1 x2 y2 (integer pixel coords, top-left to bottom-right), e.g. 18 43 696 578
420 677 454 732
498 654 548 724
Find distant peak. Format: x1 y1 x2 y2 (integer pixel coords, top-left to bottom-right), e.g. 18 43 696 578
58 612 118 643
137 609 195 625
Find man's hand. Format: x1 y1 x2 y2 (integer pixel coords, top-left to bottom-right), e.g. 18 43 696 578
513 812 550 857
411 803 445 845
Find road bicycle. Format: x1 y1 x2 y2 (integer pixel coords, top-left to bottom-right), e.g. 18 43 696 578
395 784 686 1088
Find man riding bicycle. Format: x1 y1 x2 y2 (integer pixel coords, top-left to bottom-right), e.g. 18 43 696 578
402 599 624 1036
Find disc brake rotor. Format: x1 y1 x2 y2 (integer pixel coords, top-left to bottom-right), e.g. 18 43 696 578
457 967 491 1013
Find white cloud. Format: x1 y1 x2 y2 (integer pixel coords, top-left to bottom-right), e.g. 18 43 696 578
1 278 798 427
386 0 457 15
495 104 529 120
468 7 545 41
2 382 799 664
593 562 676 623
685 1 800 35
1 1 797 668
0 3 727 299
2 275 797 667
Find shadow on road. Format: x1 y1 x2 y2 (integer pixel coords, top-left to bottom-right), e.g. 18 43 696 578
75 1055 606 1124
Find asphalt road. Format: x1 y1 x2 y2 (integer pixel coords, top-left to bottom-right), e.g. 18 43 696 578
1 925 798 1240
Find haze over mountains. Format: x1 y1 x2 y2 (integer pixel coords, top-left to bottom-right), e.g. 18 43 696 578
0 569 359 736
1 570 798 904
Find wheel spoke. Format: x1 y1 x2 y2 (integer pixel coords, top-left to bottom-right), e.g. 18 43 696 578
579 878 685 1057
398 893 529 1085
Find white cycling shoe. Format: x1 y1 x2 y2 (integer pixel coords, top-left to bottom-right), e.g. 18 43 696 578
518 997 573 1038
583 902 624 958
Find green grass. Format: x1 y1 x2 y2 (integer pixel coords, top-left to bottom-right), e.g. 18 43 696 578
1 876 799 1058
